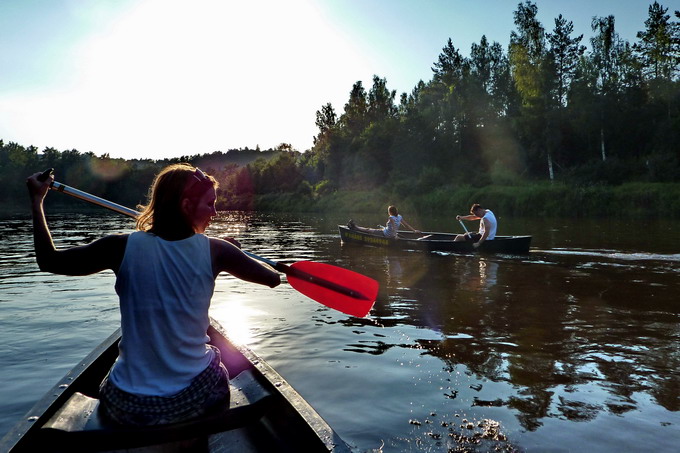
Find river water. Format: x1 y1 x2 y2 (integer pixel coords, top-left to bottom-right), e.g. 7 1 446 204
1 211 679 452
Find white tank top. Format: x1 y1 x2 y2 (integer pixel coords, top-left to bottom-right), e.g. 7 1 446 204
384 214 402 238
110 232 215 396
480 210 497 240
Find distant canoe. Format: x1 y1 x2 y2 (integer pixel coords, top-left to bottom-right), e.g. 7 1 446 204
0 318 351 452
339 225 532 254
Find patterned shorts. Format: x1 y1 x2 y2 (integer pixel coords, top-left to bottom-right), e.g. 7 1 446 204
465 232 482 242
99 346 230 426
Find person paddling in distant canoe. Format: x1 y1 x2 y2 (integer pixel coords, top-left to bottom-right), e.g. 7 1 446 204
348 205 419 238
26 164 280 426
454 203 497 249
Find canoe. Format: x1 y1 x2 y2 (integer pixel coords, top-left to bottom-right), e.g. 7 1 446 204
0 318 352 453
339 225 532 254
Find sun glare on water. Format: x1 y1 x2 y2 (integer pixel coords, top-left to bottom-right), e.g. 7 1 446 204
210 291 264 346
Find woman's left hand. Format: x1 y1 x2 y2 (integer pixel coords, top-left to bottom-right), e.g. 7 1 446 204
223 237 241 249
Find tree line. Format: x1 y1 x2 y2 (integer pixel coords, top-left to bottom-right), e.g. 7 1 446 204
2 1 679 214
0 142 293 211
308 1 680 194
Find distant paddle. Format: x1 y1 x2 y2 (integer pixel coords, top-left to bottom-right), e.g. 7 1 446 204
37 168 378 317
458 219 469 234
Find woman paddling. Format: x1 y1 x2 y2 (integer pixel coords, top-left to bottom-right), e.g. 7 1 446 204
26 163 280 426
348 205 418 238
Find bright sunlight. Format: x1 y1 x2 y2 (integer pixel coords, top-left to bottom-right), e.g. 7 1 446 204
0 0 371 159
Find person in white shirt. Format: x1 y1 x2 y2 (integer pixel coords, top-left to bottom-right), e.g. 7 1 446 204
26 163 280 426
454 204 497 249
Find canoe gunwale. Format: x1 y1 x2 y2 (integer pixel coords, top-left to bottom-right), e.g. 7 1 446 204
0 330 120 452
338 225 532 254
1 318 351 452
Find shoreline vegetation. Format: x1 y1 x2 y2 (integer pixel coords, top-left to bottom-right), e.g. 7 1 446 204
2 2 679 218
256 182 680 218
3 182 679 219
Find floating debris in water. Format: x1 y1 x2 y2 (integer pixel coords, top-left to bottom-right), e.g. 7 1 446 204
406 414 518 452
472 397 504 407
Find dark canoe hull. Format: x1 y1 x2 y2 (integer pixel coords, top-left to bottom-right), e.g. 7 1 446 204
0 318 351 453
339 225 531 254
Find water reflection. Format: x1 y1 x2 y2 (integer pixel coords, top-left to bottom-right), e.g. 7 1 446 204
339 236 679 439
452 257 499 293
2 213 678 452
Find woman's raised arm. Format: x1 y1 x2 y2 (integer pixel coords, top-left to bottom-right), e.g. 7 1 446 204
27 172 127 276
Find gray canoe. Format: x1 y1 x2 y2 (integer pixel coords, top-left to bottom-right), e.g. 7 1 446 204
0 318 352 452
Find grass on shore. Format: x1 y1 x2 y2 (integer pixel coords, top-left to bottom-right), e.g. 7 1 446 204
252 182 680 218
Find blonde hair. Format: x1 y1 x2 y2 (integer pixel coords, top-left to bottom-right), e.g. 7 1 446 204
136 163 218 237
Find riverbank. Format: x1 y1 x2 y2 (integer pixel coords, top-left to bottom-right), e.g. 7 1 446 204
252 182 680 218
4 182 679 218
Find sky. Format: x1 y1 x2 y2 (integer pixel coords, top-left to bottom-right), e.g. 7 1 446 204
0 0 667 160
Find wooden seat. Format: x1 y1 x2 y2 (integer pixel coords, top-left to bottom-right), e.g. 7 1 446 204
36 370 275 452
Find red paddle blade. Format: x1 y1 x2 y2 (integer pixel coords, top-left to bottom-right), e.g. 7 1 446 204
286 261 378 317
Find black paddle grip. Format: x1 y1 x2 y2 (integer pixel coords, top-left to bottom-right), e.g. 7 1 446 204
38 168 54 182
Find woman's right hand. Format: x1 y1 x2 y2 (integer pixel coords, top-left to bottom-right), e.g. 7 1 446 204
26 171 53 204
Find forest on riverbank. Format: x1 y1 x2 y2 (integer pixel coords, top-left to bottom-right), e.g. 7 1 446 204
2 2 679 217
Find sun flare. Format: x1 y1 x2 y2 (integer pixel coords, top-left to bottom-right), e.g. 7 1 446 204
210 291 263 346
